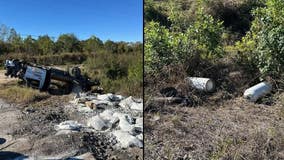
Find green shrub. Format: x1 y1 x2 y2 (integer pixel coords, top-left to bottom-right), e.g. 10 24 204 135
145 7 223 73
235 0 284 77
83 51 142 97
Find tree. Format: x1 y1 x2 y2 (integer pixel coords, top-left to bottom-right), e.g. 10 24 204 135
56 34 81 53
37 35 55 54
104 40 118 53
83 35 103 53
23 35 39 54
0 24 9 42
117 42 127 54
7 28 23 53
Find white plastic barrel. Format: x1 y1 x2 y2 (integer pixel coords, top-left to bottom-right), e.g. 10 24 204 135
185 77 215 92
243 82 272 102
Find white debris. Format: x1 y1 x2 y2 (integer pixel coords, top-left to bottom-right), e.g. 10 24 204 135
130 102 143 111
68 93 143 149
96 93 124 102
96 93 113 101
77 105 93 113
87 116 108 131
99 110 119 128
119 96 143 111
113 130 143 148
134 118 143 133
135 118 143 126
136 134 143 141
54 121 83 131
244 82 272 102
55 130 78 135
100 110 115 119
185 77 215 92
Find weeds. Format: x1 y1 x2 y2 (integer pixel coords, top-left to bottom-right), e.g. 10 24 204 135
0 85 50 104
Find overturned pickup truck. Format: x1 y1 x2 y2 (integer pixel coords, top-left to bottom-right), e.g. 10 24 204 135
4 59 99 93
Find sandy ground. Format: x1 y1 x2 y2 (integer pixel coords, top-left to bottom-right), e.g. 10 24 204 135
0 70 17 85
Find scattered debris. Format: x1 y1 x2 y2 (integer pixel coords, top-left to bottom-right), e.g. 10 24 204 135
54 120 83 131
87 116 108 131
112 130 143 148
185 77 215 92
244 82 272 102
70 93 143 149
119 96 143 111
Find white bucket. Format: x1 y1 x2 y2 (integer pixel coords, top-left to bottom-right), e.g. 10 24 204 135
243 82 272 102
185 77 215 92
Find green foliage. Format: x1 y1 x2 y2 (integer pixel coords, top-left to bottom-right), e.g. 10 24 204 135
187 7 224 59
37 35 55 54
104 40 118 53
145 6 223 73
7 28 23 53
83 50 142 96
236 0 284 76
106 63 128 80
83 35 103 53
0 24 142 97
23 36 39 54
144 0 171 27
56 34 81 53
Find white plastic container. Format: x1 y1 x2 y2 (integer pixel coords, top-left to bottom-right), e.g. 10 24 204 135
243 82 272 102
185 77 215 92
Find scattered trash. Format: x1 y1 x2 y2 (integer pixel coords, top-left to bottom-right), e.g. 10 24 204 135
136 134 143 141
87 116 108 131
185 77 215 92
119 96 143 111
244 82 272 102
77 105 94 113
68 92 143 150
112 130 143 148
96 93 124 102
54 120 83 131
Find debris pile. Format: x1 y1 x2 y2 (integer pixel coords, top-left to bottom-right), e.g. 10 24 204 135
66 93 143 149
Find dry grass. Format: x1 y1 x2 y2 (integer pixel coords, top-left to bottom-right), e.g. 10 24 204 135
145 97 284 159
0 85 50 104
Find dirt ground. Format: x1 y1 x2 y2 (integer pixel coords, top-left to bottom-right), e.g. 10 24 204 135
0 70 17 85
0 70 142 159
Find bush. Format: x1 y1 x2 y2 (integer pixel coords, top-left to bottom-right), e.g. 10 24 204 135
145 7 224 73
83 50 142 97
235 0 284 77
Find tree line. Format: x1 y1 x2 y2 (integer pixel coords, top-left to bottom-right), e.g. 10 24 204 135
0 24 142 55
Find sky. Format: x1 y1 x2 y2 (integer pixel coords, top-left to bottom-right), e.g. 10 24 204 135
0 0 143 42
